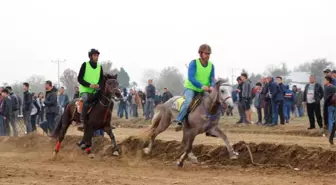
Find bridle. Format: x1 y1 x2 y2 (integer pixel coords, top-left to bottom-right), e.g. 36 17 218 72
99 78 119 107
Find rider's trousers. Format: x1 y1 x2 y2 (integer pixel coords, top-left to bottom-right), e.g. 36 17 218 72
176 88 197 122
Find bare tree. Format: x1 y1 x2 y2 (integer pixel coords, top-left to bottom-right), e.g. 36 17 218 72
156 66 184 95
141 68 160 87
26 75 46 94
60 68 78 97
265 63 290 78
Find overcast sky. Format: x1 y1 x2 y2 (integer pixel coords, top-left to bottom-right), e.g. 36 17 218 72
1 0 335 87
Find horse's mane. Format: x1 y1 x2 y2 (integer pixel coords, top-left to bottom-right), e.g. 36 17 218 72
104 73 118 80
215 78 229 87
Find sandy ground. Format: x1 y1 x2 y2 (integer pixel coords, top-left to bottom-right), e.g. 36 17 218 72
0 117 335 185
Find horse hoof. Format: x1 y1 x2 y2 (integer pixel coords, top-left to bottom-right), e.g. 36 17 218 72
51 151 58 160
189 157 199 164
88 153 95 158
112 151 119 156
143 147 151 155
176 161 184 167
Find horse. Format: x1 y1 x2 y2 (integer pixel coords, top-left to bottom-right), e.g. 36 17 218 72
143 79 239 167
52 73 121 157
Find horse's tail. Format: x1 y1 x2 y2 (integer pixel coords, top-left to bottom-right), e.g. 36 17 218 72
147 104 172 137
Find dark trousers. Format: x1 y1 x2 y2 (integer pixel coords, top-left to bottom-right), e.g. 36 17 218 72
257 108 262 123
330 119 336 143
272 100 284 125
323 104 329 129
3 118 10 136
31 114 37 132
264 100 272 124
307 102 323 128
237 101 247 122
119 103 128 119
46 113 56 134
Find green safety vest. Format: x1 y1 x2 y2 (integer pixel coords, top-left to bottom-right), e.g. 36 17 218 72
184 58 212 92
79 62 101 95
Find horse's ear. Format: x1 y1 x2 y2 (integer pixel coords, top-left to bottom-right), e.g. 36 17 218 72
112 73 118 79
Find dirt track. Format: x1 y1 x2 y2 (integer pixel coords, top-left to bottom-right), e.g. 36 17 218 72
0 120 335 185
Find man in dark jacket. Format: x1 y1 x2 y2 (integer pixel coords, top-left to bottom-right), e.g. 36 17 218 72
236 77 248 124
144 79 156 120
22 82 32 134
161 88 173 103
5 86 19 136
262 77 272 124
44 81 58 134
303 75 324 129
269 77 285 126
1 88 12 136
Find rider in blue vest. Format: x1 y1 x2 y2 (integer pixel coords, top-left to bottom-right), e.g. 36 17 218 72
172 44 215 131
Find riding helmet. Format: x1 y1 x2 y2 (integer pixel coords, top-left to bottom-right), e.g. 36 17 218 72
198 44 211 54
88 48 100 58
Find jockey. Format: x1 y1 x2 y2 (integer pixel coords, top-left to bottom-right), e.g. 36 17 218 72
77 49 104 128
172 44 215 131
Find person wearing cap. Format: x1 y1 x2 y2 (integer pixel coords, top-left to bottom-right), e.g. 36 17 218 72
77 49 104 129
172 44 215 131
324 69 336 86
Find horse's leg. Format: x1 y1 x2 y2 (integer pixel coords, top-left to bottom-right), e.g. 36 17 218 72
143 106 171 154
177 130 196 167
104 126 119 156
179 126 198 164
81 122 94 154
209 126 238 159
53 113 71 156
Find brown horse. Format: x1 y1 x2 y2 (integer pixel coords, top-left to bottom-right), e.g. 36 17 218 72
143 79 239 167
52 73 121 157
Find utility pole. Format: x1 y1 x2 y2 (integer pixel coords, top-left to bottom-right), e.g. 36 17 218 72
51 59 66 88
231 68 242 85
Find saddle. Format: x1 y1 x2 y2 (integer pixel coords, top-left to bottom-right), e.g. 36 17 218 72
75 99 93 114
171 94 203 113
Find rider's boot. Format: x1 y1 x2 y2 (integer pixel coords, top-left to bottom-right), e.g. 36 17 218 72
172 120 183 132
77 103 88 131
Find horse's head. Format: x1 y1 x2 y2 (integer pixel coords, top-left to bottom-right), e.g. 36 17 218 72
102 73 121 99
213 78 234 109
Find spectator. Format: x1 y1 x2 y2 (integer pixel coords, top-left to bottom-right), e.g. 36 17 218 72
6 86 19 136
262 77 272 125
241 72 252 123
16 92 22 116
283 85 295 123
30 93 40 132
119 87 128 119
73 86 80 100
144 79 155 120
131 90 141 117
1 88 12 136
58 87 69 112
236 77 248 124
37 92 45 123
154 90 162 106
323 76 336 132
137 90 146 116
253 82 263 125
269 77 284 126
44 81 58 135
324 69 336 86
22 82 33 134
127 89 133 116
294 87 304 117
162 88 173 103
328 93 336 145
303 75 324 129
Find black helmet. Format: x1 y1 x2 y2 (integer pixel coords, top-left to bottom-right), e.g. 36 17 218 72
88 48 100 58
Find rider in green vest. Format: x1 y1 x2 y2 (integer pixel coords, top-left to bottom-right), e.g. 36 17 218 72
77 49 104 129
172 44 215 131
